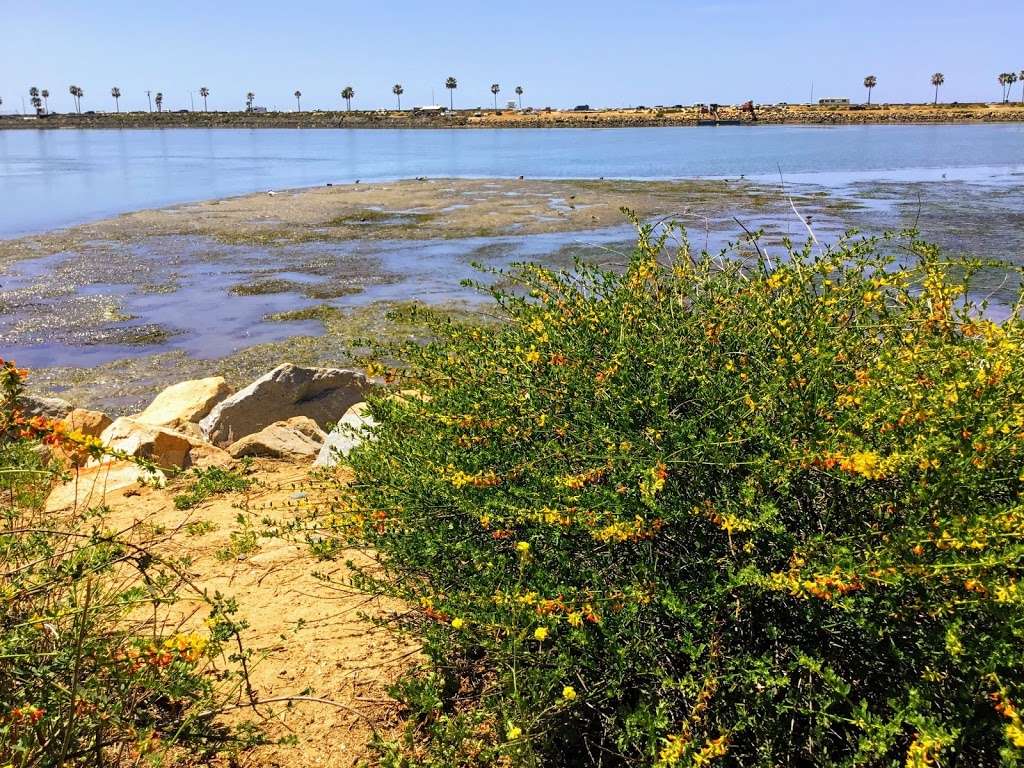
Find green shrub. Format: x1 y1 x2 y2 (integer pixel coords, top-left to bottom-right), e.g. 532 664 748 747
333 222 1024 766
173 462 253 510
0 361 259 766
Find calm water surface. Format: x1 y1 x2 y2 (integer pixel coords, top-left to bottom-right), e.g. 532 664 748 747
3 125 1024 237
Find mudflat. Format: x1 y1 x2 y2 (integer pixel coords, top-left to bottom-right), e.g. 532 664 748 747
4 176 1021 412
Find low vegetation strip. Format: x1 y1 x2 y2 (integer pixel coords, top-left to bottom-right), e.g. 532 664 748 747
337 221 1024 766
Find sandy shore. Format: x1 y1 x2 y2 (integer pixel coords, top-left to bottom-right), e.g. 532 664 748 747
4 102 1024 130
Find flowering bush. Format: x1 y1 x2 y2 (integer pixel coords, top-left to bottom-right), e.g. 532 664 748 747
336 222 1024 766
0 361 257 766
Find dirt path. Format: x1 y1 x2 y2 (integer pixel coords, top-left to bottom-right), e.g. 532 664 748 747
60 459 413 767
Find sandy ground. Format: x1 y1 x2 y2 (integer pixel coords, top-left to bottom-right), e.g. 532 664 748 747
59 459 414 767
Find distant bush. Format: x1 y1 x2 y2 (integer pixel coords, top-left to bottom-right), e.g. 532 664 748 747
335 220 1024 766
0 361 258 766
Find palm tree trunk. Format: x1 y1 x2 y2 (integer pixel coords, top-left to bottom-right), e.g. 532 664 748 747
867 88 871 106
450 90 453 111
934 85 938 106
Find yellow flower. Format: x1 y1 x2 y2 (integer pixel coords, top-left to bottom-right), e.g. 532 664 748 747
534 626 549 641
566 612 583 628
506 725 522 740
562 686 577 701
515 541 531 555
451 618 465 630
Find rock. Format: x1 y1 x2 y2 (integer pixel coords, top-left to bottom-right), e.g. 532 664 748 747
51 409 114 467
96 417 199 469
187 442 235 469
46 461 166 513
62 408 112 438
227 416 327 460
22 393 72 420
200 364 369 447
135 377 231 431
315 402 378 467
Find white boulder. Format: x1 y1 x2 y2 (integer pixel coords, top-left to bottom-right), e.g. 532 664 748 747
200 364 369 447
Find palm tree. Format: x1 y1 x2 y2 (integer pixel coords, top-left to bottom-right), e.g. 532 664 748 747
69 85 83 114
199 87 209 111
1008 73 1020 104
392 84 404 110
930 73 944 105
515 85 524 109
155 92 163 112
999 73 1012 103
342 86 355 111
863 75 877 105
40 89 48 113
490 83 500 110
445 77 457 110
111 86 121 112
1020 71 1024 103
294 90 302 111
246 92 255 112
29 87 42 115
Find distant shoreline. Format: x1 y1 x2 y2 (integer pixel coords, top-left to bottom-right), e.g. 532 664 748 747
4 102 1024 130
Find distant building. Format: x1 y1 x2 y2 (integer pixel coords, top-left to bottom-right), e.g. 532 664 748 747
818 98 850 106
251 106 268 113
412 105 447 114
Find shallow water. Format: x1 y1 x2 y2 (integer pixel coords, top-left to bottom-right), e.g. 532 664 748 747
3 125 1024 237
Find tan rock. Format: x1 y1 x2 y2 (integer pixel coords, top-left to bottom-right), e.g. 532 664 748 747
227 416 327 460
96 417 198 469
62 408 112 438
135 377 232 430
201 364 369 446
187 442 235 469
46 461 166 512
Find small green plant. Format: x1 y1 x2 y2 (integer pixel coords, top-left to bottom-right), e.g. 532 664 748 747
333 220 1024 767
173 461 253 510
215 513 261 562
185 519 219 536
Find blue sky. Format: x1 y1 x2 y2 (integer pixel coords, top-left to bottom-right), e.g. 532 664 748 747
1 0 1020 113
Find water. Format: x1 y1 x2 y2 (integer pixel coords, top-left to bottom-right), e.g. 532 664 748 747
3 125 1024 237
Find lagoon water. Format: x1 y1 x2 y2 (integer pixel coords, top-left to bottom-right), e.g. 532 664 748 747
3 124 1024 237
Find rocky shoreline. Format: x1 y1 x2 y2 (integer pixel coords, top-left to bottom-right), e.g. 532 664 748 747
5 103 1024 130
42 362 379 513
